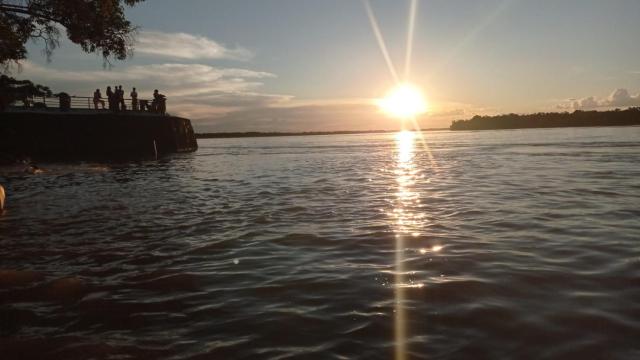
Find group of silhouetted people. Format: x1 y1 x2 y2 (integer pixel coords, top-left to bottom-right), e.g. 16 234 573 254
93 86 166 114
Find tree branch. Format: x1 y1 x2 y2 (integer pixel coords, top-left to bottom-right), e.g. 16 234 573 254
0 4 59 23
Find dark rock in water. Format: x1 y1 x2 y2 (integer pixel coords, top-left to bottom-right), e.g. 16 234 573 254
43 277 88 303
0 112 198 161
0 269 44 289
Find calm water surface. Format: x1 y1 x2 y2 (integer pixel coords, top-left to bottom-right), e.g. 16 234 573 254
1 127 639 359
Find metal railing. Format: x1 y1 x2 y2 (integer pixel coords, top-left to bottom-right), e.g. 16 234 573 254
11 95 167 114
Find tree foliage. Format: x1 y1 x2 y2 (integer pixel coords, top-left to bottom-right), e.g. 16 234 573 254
450 108 640 130
0 74 52 110
0 0 144 70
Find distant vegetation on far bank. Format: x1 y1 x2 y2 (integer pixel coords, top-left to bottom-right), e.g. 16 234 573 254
450 107 640 131
196 129 446 139
196 130 391 139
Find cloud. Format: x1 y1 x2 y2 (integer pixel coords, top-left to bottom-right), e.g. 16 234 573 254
192 101 476 133
607 88 640 107
22 61 272 84
20 61 276 98
169 92 293 121
559 88 640 110
195 103 386 132
135 30 253 61
175 92 291 107
18 60 289 121
572 96 599 110
16 61 479 133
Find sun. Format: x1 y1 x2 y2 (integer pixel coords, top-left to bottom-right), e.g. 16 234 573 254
377 83 428 119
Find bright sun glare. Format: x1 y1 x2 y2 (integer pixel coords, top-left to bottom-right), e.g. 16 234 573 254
378 83 428 119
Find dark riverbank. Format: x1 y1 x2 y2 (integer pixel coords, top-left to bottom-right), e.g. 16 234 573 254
450 107 640 130
0 112 197 162
197 129 447 139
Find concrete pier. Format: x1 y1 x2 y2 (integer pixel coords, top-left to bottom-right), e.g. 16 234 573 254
0 111 198 161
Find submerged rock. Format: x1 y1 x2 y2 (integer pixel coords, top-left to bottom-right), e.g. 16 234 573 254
0 269 44 289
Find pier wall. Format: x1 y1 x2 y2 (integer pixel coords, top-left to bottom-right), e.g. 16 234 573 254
0 112 197 161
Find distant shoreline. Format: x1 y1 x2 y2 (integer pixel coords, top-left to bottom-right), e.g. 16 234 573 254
198 108 640 138
450 108 640 131
196 129 447 139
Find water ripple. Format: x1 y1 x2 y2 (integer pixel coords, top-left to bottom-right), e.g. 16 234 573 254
1 127 639 358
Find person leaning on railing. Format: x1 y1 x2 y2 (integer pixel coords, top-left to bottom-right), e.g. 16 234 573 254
152 89 166 115
58 92 71 112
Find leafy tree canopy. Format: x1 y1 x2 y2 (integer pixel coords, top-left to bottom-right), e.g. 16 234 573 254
1 74 51 95
0 74 52 110
0 0 144 70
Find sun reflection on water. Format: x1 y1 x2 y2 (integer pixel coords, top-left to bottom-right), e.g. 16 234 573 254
393 130 417 360
390 130 443 360
393 131 421 234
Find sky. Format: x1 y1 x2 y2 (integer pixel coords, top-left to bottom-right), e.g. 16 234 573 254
15 0 640 132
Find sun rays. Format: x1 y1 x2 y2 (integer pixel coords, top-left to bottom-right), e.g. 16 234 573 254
363 0 437 168
363 0 431 136
362 2 426 360
404 0 419 80
378 83 428 119
363 0 400 83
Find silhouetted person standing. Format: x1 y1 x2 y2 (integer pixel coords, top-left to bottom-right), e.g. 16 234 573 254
114 86 118 111
106 86 114 111
118 85 126 111
130 87 138 111
93 89 105 109
152 89 166 115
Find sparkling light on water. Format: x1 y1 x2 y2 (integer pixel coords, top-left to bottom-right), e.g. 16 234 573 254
392 130 418 360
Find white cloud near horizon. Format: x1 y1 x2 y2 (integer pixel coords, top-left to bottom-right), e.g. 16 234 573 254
15 61 478 132
17 60 292 124
192 101 481 133
559 88 640 110
20 61 277 97
135 30 253 61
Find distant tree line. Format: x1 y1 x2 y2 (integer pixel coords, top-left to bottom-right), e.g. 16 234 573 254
450 108 640 131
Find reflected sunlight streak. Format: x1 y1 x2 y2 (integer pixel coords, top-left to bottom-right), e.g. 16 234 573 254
363 1 436 358
391 131 438 360
392 130 428 360
393 131 414 360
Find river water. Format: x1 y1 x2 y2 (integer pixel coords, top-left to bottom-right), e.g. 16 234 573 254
1 126 639 359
